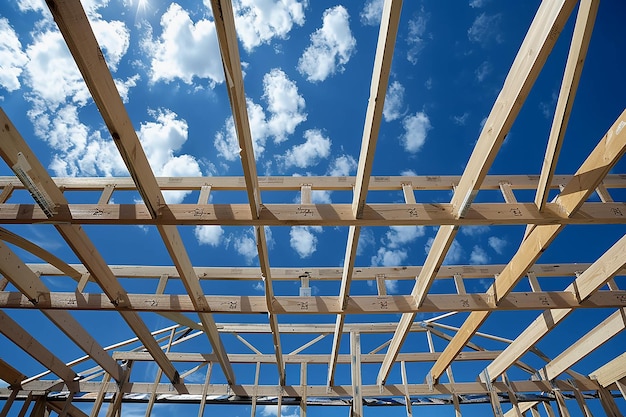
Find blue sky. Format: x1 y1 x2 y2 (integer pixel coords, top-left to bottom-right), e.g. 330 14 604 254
1 0 625 416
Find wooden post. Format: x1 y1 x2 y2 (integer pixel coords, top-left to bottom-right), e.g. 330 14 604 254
350 332 363 417
0 389 18 417
197 363 212 417
300 362 308 417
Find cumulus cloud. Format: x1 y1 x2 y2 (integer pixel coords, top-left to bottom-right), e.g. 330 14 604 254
385 226 425 249
468 13 502 45
233 0 307 51
460 225 490 237
215 69 306 161
488 236 507 254
470 245 489 264
260 405 299 417
297 6 356 82
328 155 357 176
283 129 331 168
406 10 428 64
360 0 384 26
383 81 405 122
401 112 431 153
194 226 225 247
290 226 322 258
371 247 408 267
144 3 223 86
234 231 258 264
0 18 29 92
264 68 307 143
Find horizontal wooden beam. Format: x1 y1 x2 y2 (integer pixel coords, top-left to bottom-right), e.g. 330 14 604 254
111 350 503 364
26 262 612 281
1 290 625 314
0 202 624 226
2 174 623 192
11 378 602 398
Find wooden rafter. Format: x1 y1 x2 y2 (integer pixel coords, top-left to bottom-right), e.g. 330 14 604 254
428 109 626 382
0 109 182 389
43 0 235 385
207 0 283 384
534 0 598 210
377 0 579 385
484 233 626 381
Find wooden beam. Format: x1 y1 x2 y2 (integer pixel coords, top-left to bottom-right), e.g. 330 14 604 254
2 201 626 226
300 363 307 417
0 310 77 383
591 352 626 388
535 0 598 211
0 358 25 388
42 0 235 385
542 308 626 380
350 332 363 417
0 107 182 388
428 108 626 382
485 233 626 380
197 363 212 417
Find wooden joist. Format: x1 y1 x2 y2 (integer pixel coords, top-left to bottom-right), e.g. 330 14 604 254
427 108 626 382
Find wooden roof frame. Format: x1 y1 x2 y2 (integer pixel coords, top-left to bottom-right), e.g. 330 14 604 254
0 0 625 416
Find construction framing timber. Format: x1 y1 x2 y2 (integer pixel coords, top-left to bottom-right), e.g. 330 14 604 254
0 0 625 417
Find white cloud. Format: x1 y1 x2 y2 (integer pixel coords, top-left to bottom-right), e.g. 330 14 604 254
114 74 140 103
25 29 90 107
386 226 425 249
401 169 417 176
328 155 357 176
468 13 502 45
297 6 356 82
194 226 225 247
283 129 331 168
385 279 399 294
469 0 489 7
260 405 299 417
383 81 405 122
144 3 223 86
488 236 507 254
357 228 375 256
425 237 463 265
470 245 489 264
91 18 130 71
234 232 258 264
360 0 384 26
290 226 322 258
215 69 306 162
452 112 469 126
406 10 428 64
233 0 307 52
263 68 307 143
475 60 492 82
401 112 431 153
0 18 29 92
460 225 490 237
371 247 407 267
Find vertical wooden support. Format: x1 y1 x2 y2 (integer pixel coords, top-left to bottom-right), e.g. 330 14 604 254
402 183 416 204
198 185 212 204
76 272 91 293
90 373 111 417
595 183 614 203
453 273 466 295
301 184 312 204
0 183 14 203
197 363 212 417
300 362 308 417
553 389 571 417
97 184 116 205
446 368 462 417
28 396 47 417
16 393 33 417
566 380 593 417
480 370 504 417
543 401 557 417
250 362 260 417
277 386 283 417
105 361 133 417
502 373 522 417
498 182 517 204
527 272 541 292
530 406 541 417
0 389 19 417
376 274 387 296
350 332 363 417
597 384 621 417
57 393 75 417
616 377 626 400
400 361 413 417
145 329 176 417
